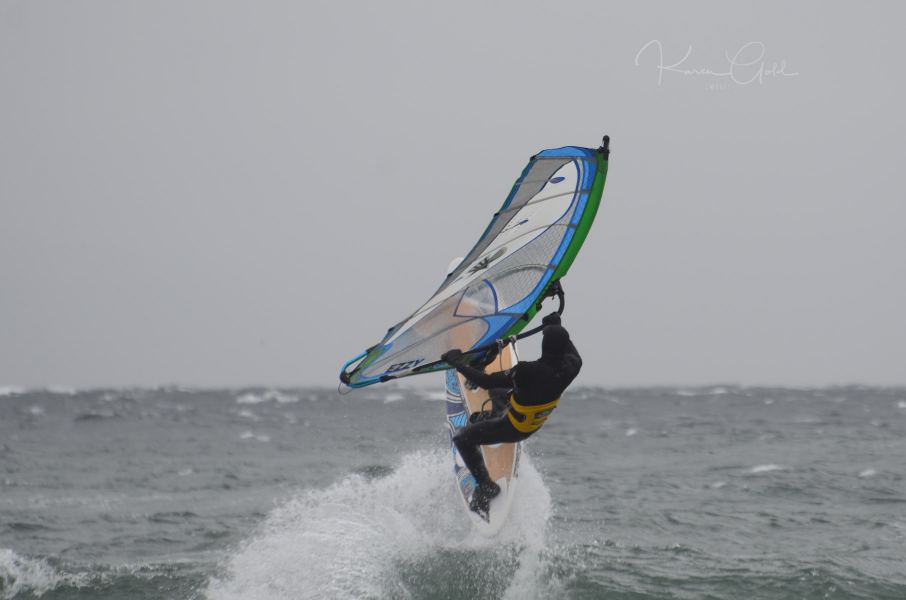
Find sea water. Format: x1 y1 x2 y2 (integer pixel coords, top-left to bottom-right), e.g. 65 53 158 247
2 386 905 599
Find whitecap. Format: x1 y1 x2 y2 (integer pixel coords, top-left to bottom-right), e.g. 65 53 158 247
859 468 877 478
382 393 405 404
237 409 259 422
268 390 299 404
706 387 729 395
0 386 25 397
750 464 785 474
625 428 638 436
27 406 45 416
239 431 269 443
0 548 87 597
237 390 300 405
236 393 266 405
897 401 906 409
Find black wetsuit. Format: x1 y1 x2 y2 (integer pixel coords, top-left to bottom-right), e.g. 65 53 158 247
450 325 582 489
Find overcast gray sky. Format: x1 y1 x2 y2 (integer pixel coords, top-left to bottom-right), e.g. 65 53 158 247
1 1 903 388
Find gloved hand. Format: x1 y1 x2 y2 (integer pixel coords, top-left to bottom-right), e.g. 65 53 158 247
441 349 464 365
472 344 499 368
542 312 561 327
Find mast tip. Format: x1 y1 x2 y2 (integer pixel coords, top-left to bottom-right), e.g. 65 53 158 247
598 135 610 157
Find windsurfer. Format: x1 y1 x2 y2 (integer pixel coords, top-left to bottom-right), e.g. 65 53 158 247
442 312 582 514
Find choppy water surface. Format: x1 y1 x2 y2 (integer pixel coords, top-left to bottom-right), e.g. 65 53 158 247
2 385 905 599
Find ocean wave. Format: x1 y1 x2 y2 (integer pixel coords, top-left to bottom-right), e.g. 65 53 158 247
73 409 119 422
0 386 80 396
0 554 208 600
0 548 86 599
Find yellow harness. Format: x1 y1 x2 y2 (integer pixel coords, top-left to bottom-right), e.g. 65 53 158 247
506 394 560 433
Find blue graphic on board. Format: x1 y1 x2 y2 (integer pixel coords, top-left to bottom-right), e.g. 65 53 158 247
445 369 478 499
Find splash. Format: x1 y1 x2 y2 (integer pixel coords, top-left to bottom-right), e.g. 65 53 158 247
207 449 556 600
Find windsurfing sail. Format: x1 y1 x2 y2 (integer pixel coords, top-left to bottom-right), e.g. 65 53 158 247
339 137 611 388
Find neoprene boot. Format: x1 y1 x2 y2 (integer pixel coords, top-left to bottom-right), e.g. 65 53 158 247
470 481 501 515
469 461 501 514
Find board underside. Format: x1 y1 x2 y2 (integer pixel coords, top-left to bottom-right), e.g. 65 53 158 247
445 344 521 535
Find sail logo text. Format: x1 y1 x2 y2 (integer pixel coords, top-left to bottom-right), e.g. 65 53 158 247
468 247 507 274
386 359 424 373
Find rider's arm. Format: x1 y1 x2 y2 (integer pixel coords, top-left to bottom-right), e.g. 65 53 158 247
453 363 512 390
442 349 514 390
563 336 581 362
560 334 583 377
544 313 582 367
